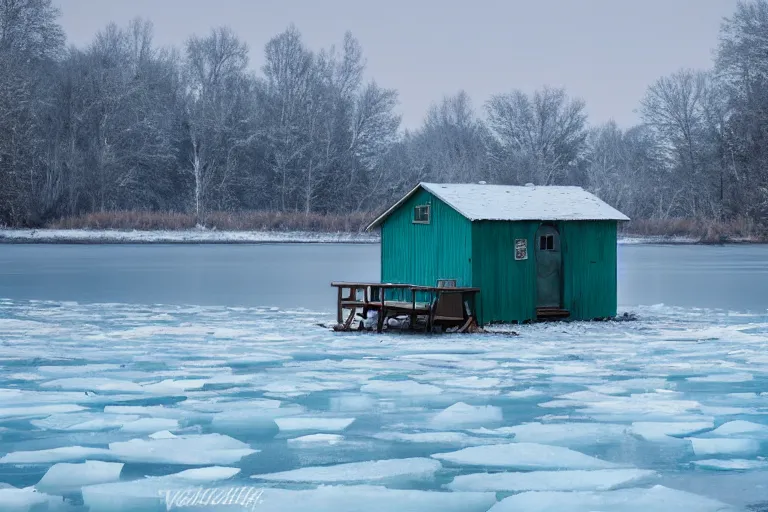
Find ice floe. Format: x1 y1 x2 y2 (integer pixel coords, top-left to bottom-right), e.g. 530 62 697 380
360 380 442 396
488 485 737 512
688 437 761 457
40 377 144 393
480 422 629 446
287 434 344 446
373 431 502 446
251 458 442 484
275 417 356 432
209 412 280 438
0 404 86 419
118 417 179 433
81 465 242 510
429 402 502 429
709 420 768 437
0 487 64 511
431 443 619 470
36 461 124 494
0 446 111 464
692 459 768 471
446 468 658 492
506 388 545 399
107 434 257 465
630 421 714 441
687 373 754 383
31 412 142 431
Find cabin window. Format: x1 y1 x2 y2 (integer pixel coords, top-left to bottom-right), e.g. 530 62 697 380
539 234 555 251
413 204 430 224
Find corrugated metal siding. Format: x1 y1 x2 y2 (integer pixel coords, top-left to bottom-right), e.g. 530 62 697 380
471 221 539 324
559 220 618 319
380 189 473 301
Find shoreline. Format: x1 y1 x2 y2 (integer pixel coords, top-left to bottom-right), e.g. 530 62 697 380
0 229 379 245
0 228 764 245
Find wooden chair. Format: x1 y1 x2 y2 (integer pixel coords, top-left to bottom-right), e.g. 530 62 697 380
431 279 466 328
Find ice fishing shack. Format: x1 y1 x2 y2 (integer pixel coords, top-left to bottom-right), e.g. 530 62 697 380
365 182 630 325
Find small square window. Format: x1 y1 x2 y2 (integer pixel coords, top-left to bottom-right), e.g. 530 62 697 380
413 204 430 224
539 235 555 251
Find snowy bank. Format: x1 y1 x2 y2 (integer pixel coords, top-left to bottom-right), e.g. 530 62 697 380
617 235 700 245
0 228 757 245
0 228 379 244
618 234 768 244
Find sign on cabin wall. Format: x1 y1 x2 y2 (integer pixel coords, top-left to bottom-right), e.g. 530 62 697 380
515 239 528 260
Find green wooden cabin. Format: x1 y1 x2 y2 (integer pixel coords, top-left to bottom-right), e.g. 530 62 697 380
367 182 630 325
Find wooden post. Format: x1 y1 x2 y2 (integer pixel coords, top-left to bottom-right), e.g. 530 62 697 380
337 286 343 324
376 285 385 333
427 290 437 333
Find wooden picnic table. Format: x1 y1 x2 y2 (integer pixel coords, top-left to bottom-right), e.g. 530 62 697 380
330 282 480 333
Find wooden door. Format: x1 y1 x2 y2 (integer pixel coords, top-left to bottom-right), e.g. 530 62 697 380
535 225 562 308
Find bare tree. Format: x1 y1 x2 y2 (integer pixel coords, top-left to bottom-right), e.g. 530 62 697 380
0 0 65 225
641 69 722 217
183 26 250 221
260 25 314 212
716 0 768 218
258 27 399 215
485 87 587 185
584 122 670 219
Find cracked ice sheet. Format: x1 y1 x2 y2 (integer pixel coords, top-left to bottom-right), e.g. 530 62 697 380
1 299 768 509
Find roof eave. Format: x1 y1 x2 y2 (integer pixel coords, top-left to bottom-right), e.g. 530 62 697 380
466 216 631 222
365 182 631 229
365 183 424 231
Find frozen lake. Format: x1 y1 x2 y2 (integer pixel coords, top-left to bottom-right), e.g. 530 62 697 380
2 243 768 311
0 243 768 511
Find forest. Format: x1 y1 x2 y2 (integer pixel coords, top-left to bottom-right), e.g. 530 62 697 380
1 0 767 240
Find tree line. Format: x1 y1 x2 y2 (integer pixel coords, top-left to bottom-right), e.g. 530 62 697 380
1 0 767 232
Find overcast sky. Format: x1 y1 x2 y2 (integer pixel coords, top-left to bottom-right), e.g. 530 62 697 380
57 0 739 130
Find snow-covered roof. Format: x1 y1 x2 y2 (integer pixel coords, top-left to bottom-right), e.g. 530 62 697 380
367 182 629 229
